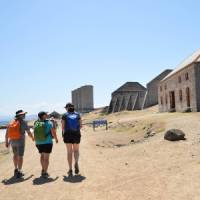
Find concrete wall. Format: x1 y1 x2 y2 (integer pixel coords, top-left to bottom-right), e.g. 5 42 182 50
158 64 197 112
72 85 94 113
144 70 172 108
108 91 146 113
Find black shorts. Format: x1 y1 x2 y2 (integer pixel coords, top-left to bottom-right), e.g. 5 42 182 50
36 143 53 154
63 131 81 144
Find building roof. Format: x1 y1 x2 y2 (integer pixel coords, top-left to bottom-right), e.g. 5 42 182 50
113 82 146 94
147 69 173 85
162 49 200 81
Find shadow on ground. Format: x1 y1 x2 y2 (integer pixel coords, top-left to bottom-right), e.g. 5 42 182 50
63 175 86 183
33 176 59 185
2 175 34 185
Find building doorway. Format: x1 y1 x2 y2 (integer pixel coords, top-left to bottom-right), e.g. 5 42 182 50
186 87 191 107
169 91 176 110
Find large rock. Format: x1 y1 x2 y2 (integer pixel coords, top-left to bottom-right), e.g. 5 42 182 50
164 129 186 141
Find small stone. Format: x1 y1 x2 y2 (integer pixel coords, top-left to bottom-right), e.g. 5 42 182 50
150 131 156 137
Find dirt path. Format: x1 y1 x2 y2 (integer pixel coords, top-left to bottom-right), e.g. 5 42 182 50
1 112 200 200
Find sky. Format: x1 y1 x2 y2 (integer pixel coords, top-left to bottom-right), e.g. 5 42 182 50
0 0 200 116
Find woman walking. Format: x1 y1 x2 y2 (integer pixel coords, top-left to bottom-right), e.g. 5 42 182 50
34 111 58 178
62 103 82 176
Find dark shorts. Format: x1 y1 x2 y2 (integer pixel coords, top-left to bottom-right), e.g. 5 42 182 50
36 143 53 154
12 145 25 157
63 131 81 144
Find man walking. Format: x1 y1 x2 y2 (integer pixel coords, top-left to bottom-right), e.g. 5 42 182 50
5 110 34 178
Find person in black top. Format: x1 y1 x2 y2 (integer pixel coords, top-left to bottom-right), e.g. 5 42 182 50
62 103 82 176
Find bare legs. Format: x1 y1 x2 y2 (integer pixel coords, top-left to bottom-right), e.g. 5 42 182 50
13 154 23 171
73 144 80 164
40 153 50 173
66 144 80 172
67 144 73 170
18 157 23 171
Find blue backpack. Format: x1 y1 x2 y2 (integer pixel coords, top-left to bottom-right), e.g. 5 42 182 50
65 112 80 131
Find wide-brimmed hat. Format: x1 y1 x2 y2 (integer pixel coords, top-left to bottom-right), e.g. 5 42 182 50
64 103 74 109
15 110 27 117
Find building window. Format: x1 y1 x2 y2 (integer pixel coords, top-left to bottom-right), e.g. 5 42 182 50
185 72 189 80
165 84 167 90
186 87 191 107
179 90 183 102
178 76 182 83
165 94 168 104
160 96 163 105
160 86 162 92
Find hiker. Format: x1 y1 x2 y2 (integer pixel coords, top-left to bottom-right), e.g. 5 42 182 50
62 103 82 176
5 110 34 178
34 111 58 178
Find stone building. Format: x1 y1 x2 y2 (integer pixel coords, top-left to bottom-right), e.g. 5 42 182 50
108 70 172 113
143 69 172 108
72 85 94 113
159 49 200 112
108 82 147 113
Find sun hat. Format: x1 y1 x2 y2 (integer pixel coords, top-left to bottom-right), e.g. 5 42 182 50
15 110 27 118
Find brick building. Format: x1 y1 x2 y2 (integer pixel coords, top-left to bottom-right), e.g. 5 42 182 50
159 50 200 112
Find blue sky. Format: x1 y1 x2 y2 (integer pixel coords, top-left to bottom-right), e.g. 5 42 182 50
0 0 200 115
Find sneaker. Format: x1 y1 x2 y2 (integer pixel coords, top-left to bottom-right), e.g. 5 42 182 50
16 171 24 179
74 163 79 175
41 170 45 176
14 169 19 177
42 172 50 179
68 169 73 176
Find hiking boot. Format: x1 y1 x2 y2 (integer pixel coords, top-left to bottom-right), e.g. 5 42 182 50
68 169 73 177
16 171 24 179
74 163 79 175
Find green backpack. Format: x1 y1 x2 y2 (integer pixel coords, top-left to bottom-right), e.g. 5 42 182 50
34 120 47 142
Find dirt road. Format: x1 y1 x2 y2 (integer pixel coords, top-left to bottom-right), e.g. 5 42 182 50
1 111 200 200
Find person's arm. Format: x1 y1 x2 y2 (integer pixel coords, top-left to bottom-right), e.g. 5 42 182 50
79 118 83 129
79 115 83 129
27 130 34 141
51 128 58 143
61 120 65 137
24 121 34 141
5 129 9 148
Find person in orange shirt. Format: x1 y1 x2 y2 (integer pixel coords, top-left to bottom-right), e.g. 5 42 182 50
5 110 34 179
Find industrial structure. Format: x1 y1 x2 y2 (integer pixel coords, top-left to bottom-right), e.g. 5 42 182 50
108 70 172 113
72 85 94 113
108 82 146 113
